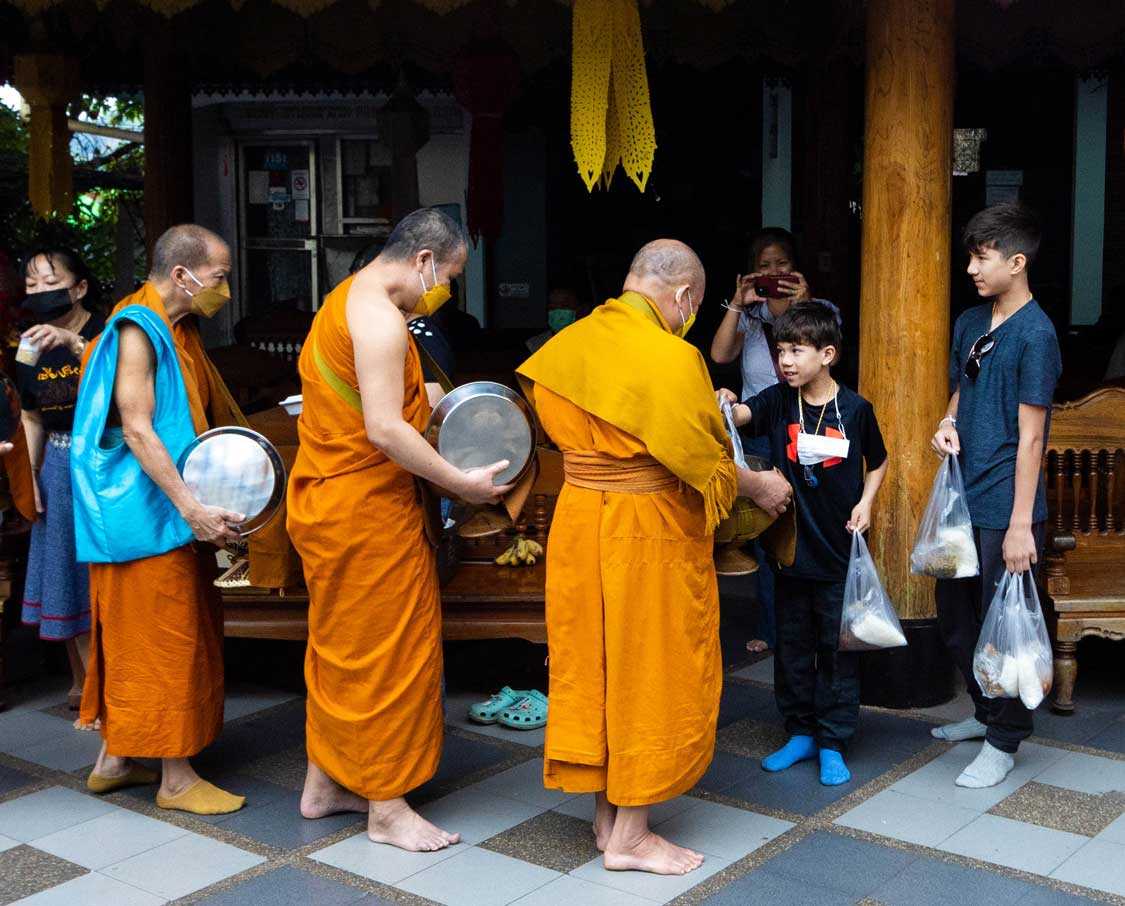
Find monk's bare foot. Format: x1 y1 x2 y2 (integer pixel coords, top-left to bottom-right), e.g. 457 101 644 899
593 794 617 852
368 799 461 852
92 744 131 779
300 770 367 819
604 831 705 876
746 639 770 654
74 717 100 732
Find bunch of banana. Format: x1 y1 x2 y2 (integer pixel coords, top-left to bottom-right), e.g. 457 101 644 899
495 535 545 567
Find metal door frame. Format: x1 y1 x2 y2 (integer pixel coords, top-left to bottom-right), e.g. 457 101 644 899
236 138 320 312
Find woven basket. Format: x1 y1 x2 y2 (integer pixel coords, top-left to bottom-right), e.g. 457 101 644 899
714 497 777 545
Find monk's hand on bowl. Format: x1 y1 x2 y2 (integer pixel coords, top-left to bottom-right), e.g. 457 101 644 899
0 442 12 456
459 460 513 505
186 503 245 545
742 468 791 518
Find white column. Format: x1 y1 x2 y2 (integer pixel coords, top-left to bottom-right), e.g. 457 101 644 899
761 79 792 229
1070 75 1108 326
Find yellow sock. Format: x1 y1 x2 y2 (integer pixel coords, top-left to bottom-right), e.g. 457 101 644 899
86 764 160 795
156 779 246 815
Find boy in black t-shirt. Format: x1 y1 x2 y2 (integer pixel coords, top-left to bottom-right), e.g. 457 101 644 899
930 204 1061 789
723 303 888 786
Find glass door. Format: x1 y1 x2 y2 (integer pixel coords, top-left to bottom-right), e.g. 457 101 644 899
239 141 320 315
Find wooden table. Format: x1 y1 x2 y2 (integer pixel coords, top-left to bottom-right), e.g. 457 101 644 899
221 561 547 645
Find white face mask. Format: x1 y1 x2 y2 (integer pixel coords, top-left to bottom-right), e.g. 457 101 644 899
796 432 851 465
796 384 850 465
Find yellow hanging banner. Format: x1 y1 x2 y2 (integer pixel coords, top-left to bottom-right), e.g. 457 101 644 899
571 0 656 193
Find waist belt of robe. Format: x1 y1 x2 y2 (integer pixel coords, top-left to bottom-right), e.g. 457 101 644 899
562 450 679 494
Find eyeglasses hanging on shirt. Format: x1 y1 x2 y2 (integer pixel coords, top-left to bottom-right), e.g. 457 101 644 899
964 333 996 382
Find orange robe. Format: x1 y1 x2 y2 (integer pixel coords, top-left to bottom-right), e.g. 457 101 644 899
534 386 730 806
287 276 442 801
79 283 227 758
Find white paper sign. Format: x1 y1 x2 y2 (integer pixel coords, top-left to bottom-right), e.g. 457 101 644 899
294 199 310 222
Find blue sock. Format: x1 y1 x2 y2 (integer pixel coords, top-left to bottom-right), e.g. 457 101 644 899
762 735 817 772
819 749 851 786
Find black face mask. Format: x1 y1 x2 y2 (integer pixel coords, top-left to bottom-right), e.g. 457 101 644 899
25 287 74 323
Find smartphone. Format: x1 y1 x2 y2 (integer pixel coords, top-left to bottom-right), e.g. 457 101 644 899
754 274 798 299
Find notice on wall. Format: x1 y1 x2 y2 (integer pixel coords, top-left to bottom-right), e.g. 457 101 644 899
291 169 310 201
268 186 290 205
294 199 310 222
248 171 269 204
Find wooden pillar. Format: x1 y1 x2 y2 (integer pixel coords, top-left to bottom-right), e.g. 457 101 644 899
143 32 194 266
858 0 954 621
13 54 79 218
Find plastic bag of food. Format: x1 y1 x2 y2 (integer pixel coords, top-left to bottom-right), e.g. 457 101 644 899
720 397 748 469
839 530 908 651
910 454 979 579
972 571 1053 710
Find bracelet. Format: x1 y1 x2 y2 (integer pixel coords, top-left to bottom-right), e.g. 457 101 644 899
939 416 957 429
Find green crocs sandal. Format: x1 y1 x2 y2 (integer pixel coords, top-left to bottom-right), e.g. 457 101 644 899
468 687 526 725
498 689 548 730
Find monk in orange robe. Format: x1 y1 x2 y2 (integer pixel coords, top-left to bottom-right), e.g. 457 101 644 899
78 225 247 815
517 241 792 875
288 208 511 852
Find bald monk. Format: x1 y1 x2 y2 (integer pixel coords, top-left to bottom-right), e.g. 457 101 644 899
74 224 247 815
517 241 792 875
288 208 511 852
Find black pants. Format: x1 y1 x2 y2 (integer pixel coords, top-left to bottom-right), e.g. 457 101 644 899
773 575 859 752
934 523 1045 754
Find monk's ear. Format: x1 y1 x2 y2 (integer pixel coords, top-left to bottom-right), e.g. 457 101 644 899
415 249 434 271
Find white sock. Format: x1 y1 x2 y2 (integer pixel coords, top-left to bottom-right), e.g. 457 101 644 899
931 716 987 741
956 742 1015 788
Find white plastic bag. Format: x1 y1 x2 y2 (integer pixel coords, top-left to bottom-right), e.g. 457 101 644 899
972 571 1053 710
720 397 748 469
910 454 979 579
839 530 908 651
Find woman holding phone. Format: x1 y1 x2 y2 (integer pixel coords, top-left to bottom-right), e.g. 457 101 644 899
711 227 839 654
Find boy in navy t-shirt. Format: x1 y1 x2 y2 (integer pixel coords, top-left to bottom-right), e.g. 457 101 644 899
725 302 888 786
931 204 1062 789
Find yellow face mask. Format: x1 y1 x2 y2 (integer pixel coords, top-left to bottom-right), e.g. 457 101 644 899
184 269 232 319
415 257 452 317
675 288 696 339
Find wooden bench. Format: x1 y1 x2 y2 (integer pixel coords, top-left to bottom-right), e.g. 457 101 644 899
1042 385 1125 713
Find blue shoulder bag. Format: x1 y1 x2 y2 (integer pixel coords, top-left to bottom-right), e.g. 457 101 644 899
71 305 197 563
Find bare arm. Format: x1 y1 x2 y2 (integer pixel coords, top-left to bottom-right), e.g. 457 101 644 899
931 389 961 456
1003 403 1048 572
348 295 510 505
21 409 45 513
115 323 242 544
847 458 888 533
710 304 746 365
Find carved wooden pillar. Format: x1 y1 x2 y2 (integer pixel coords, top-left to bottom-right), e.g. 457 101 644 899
13 54 79 218
858 0 955 621
143 30 194 266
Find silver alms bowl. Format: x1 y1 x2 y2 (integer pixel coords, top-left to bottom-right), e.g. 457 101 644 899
426 382 535 487
178 427 286 536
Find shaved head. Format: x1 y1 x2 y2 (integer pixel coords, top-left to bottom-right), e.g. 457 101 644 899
150 224 228 279
627 239 705 291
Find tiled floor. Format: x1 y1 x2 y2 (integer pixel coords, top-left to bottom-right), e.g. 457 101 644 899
1 641 1124 905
